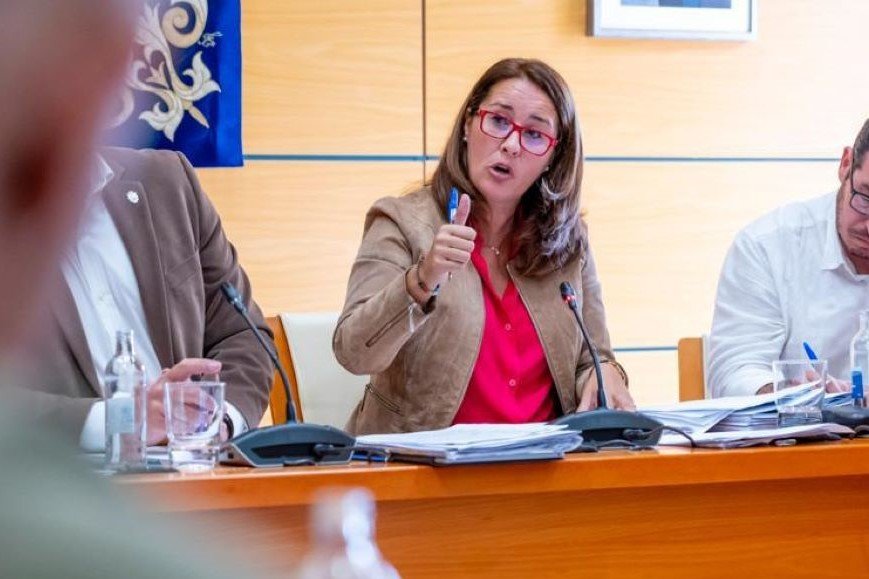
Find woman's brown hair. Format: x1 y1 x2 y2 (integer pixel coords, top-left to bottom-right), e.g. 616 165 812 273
429 57 585 277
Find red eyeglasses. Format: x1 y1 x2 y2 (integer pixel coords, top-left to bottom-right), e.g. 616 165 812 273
476 109 558 156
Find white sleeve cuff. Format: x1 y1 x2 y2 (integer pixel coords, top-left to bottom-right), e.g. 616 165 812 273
79 400 105 452
712 367 774 398
81 401 249 449
225 401 249 436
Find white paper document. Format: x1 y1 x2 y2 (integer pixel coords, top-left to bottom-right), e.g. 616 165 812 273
355 423 583 464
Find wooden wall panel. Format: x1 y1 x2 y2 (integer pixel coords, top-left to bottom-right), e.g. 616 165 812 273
197 162 424 314
583 161 837 346
243 0 422 154
425 0 869 158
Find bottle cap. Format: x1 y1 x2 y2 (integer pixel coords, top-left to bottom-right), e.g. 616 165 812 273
852 369 864 398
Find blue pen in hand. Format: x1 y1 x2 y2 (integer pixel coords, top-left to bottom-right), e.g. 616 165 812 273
448 186 459 224
803 341 835 400
445 187 460 283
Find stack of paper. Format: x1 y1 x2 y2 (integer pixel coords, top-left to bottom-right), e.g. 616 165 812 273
714 390 851 432
640 391 786 435
658 423 854 449
355 423 582 465
640 395 757 435
641 388 852 436
640 385 856 448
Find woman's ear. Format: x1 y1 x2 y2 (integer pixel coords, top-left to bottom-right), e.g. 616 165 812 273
462 106 477 143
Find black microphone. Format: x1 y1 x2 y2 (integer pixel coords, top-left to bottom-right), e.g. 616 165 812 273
217 282 355 467
560 282 607 410
552 281 663 449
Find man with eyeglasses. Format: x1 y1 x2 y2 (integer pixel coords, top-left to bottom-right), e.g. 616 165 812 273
707 120 869 398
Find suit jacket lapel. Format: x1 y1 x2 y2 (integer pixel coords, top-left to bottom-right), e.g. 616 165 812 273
49 274 101 397
102 162 175 370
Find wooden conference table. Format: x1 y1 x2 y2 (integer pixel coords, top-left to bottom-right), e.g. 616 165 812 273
121 440 869 578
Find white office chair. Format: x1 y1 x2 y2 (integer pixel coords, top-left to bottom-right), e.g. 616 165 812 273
280 312 368 429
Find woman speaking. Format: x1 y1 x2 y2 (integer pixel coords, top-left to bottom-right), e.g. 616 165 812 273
334 58 633 435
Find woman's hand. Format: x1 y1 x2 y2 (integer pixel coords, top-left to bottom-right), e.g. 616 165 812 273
578 363 636 411
417 193 476 289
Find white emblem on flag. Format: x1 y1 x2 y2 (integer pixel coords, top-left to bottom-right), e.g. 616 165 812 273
114 0 221 142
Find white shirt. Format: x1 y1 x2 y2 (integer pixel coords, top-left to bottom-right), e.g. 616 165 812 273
63 159 162 390
66 158 246 450
708 192 869 397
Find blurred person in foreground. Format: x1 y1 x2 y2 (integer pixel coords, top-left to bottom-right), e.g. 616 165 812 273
0 1 257 576
709 119 869 397
334 58 633 435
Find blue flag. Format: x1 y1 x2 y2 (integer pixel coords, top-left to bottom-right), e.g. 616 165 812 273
108 0 242 167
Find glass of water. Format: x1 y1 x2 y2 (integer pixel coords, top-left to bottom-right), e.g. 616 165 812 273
772 359 826 427
164 380 225 473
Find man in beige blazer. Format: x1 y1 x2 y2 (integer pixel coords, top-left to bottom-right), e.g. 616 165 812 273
17 146 273 447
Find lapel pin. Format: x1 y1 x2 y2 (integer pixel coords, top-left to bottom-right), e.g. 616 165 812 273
126 190 140 204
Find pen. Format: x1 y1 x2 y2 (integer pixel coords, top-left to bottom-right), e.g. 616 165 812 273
804 341 834 399
445 187 459 283
448 187 459 224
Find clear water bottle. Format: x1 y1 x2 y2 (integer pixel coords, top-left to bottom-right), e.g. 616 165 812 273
297 488 400 579
104 329 147 471
849 310 869 407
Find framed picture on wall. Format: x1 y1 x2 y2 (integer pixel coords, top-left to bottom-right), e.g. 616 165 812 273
589 0 757 41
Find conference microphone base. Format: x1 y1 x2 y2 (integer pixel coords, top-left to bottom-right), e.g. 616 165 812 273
220 423 356 467
552 409 664 449
822 406 869 432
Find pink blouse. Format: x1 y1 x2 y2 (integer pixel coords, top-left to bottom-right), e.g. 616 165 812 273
452 236 558 424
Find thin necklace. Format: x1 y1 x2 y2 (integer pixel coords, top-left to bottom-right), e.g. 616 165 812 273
487 238 506 256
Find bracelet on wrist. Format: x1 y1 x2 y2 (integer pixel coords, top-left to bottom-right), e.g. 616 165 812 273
606 360 630 389
222 413 235 440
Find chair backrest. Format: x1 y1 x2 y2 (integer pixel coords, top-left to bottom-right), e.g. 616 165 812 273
677 336 708 401
264 315 303 425
279 312 368 429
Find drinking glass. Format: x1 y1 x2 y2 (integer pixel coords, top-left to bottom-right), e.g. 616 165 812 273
772 359 826 427
164 381 225 473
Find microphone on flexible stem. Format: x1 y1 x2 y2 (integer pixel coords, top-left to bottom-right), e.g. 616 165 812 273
552 282 663 449
561 283 608 411
221 282 297 423
217 282 355 467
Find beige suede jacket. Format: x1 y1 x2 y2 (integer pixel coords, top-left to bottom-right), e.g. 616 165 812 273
333 187 621 435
